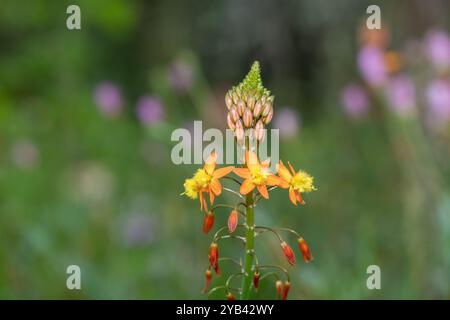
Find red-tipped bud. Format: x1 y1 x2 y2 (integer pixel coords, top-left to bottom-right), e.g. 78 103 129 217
297 238 313 263
281 241 296 266
202 269 212 294
203 211 215 234
282 281 291 300
209 242 219 269
275 280 283 299
227 210 238 233
226 292 236 300
253 271 260 290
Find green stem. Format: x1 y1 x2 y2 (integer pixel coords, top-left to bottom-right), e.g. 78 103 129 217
241 191 254 299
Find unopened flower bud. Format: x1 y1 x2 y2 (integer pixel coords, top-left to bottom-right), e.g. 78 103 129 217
226 292 236 300
253 101 262 118
282 281 291 300
297 238 313 263
209 242 219 269
255 120 265 141
243 108 253 128
235 120 244 141
232 91 239 104
263 107 273 125
203 211 215 234
281 241 296 266
237 100 245 116
202 269 213 294
227 209 238 233
225 92 233 110
247 96 256 110
227 113 235 130
230 107 239 122
262 102 272 117
275 280 283 299
253 271 260 290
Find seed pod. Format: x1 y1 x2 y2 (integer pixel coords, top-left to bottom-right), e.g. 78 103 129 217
225 92 233 110
243 108 253 128
235 119 244 141
255 120 264 141
227 113 235 130
263 107 273 125
230 107 239 122
237 100 246 116
262 102 272 117
247 96 256 110
253 101 262 118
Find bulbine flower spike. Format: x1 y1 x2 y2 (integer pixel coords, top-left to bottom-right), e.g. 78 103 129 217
281 241 296 266
202 269 212 294
227 209 238 233
203 211 215 234
298 237 313 263
183 62 317 300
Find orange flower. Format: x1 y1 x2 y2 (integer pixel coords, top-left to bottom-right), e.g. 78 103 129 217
276 160 316 206
297 237 313 263
281 241 296 266
183 152 234 211
234 151 282 199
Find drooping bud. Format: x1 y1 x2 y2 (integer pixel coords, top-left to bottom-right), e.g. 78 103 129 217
255 120 264 141
227 209 238 233
202 269 213 294
214 264 221 276
253 271 260 290
235 119 244 141
297 238 313 263
243 108 253 128
226 292 236 300
227 113 235 130
230 107 239 122
209 242 219 269
275 280 283 299
253 101 262 118
282 281 291 300
203 211 215 234
281 241 296 266
225 92 233 110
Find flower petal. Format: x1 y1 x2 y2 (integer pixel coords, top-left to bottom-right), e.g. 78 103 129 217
296 192 305 205
213 166 234 179
240 179 255 195
245 151 259 170
204 151 217 175
287 161 296 176
266 174 285 187
257 184 269 199
277 161 293 182
261 158 271 168
210 177 222 196
233 168 251 179
289 188 297 206
209 190 215 205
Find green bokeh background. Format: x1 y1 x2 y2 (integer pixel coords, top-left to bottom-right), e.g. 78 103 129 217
0 0 449 299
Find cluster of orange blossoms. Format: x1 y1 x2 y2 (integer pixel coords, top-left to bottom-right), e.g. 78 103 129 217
182 61 316 300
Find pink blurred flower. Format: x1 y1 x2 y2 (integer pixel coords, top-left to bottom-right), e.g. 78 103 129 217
273 107 300 139
357 46 387 87
341 84 369 119
168 60 193 94
136 96 164 125
94 82 123 118
425 29 450 71
11 139 39 170
386 75 416 117
426 79 450 126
